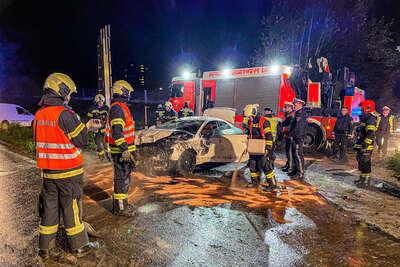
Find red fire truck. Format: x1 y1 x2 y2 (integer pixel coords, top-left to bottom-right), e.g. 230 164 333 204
169 65 365 150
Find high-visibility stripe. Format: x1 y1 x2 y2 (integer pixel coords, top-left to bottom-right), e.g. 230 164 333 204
111 118 126 127
66 223 85 236
250 172 261 178
365 125 376 131
43 167 83 179
124 131 135 138
366 145 374 150
87 113 93 118
114 193 128 200
354 144 362 148
266 172 275 179
39 224 58 235
364 138 373 144
36 142 74 149
114 137 126 146
97 150 105 155
37 149 82 160
65 199 84 236
361 173 371 178
124 125 134 131
68 123 85 139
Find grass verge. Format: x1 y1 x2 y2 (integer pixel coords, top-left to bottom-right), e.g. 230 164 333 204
0 124 35 152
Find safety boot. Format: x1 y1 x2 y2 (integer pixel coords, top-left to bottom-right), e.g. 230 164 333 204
38 249 49 260
354 176 365 185
246 177 260 188
288 170 298 177
72 245 94 258
281 163 289 172
262 177 277 191
113 204 136 217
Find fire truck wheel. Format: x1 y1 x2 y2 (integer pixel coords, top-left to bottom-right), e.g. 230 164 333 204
303 125 323 152
177 149 196 176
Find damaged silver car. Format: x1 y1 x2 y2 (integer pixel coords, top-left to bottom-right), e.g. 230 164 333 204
135 117 248 175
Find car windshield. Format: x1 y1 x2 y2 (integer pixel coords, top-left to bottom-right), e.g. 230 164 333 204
170 84 184 98
156 119 204 135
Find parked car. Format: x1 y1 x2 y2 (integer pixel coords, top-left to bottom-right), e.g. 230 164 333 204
135 116 248 175
0 103 35 129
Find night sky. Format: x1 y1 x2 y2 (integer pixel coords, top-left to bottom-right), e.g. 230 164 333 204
0 0 398 94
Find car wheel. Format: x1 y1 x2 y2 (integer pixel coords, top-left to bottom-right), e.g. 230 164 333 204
0 120 9 130
177 150 196 176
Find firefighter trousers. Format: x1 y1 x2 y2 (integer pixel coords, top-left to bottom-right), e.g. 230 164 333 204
112 154 134 212
356 150 372 179
291 138 305 175
94 132 106 158
284 137 293 169
39 174 88 250
376 132 389 154
249 154 275 184
332 134 348 159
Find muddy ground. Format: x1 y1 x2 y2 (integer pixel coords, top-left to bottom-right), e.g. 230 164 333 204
0 143 400 266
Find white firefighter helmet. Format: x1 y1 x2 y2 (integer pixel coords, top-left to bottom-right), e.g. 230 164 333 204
44 73 77 99
243 104 259 117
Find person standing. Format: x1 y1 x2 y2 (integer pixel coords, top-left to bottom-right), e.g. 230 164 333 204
332 107 353 160
281 102 295 172
287 98 307 179
263 107 278 167
376 106 394 155
87 94 110 161
354 100 378 187
155 104 165 126
178 102 194 118
105 80 136 216
161 101 178 123
34 73 91 258
243 104 277 191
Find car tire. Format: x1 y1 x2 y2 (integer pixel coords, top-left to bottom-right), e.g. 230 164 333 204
177 150 196 176
1 120 9 130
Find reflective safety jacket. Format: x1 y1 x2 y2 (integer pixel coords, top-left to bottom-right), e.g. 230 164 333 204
34 106 83 170
155 108 165 122
161 109 178 123
354 112 378 152
248 114 274 150
264 114 278 142
105 101 135 154
377 114 394 134
87 104 109 133
178 107 194 118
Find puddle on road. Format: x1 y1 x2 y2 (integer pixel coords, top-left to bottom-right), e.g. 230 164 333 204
82 165 400 266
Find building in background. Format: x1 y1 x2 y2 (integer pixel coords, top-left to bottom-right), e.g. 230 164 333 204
122 63 148 91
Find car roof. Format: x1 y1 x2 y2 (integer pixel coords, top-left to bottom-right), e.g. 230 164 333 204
0 103 20 108
177 116 227 122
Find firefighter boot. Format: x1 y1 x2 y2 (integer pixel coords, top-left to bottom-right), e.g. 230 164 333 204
72 245 95 258
281 163 289 172
262 176 277 191
247 177 260 188
354 176 365 186
39 249 50 260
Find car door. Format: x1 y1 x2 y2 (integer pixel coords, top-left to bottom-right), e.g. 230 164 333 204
196 121 219 163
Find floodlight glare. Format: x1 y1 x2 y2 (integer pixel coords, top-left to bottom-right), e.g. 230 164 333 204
271 65 280 73
183 71 190 79
222 69 231 76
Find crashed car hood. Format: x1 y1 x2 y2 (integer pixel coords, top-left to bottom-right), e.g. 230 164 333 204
135 128 175 145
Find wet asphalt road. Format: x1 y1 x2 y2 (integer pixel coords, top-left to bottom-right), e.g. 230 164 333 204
1 144 400 266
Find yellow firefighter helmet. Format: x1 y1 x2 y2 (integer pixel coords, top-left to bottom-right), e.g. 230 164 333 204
94 94 105 103
44 73 77 99
112 80 133 97
243 104 259 117
165 101 173 108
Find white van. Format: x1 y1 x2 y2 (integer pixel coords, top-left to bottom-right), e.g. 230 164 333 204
0 103 35 129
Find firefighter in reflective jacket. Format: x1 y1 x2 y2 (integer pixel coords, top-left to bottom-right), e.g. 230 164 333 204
354 100 378 187
155 104 165 126
281 102 295 172
161 101 178 123
87 94 110 161
34 73 90 258
178 102 194 118
244 104 277 190
376 106 394 155
105 80 136 216
263 107 278 166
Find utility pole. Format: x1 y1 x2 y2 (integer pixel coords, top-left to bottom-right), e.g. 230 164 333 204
97 24 112 106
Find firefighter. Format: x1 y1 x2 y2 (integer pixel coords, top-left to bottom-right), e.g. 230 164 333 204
178 102 194 118
263 107 278 166
243 104 277 191
287 98 307 179
155 104 165 126
354 100 378 187
161 101 178 123
331 107 353 161
376 106 394 155
281 102 295 172
87 94 110 161
105 80 136 216
34 73 90 259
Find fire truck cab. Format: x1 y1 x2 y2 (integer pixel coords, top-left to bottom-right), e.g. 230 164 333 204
169 65 364 151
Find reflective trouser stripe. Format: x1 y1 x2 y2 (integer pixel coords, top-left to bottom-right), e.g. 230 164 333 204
361 173 371 178
250 172 261 178
97 151 105 155
43 167 83 179
39 224 58 235
108 144 136 153
114 193 128 200
266 171 275 179
65 199 84 236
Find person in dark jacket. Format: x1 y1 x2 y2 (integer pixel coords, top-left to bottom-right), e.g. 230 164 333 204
354 100 378 187
178 102 194 118
161 101 178 123
281 102 295 172
287 98 307 179
155 104 165 126
376 106 394 155
332 107 353 160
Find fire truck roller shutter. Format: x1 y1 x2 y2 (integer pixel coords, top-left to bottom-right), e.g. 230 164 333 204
235 76 281 114
214 79 235 109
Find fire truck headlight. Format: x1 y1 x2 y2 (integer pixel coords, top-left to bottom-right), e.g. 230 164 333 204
183 71 190 79
271 65 280 74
